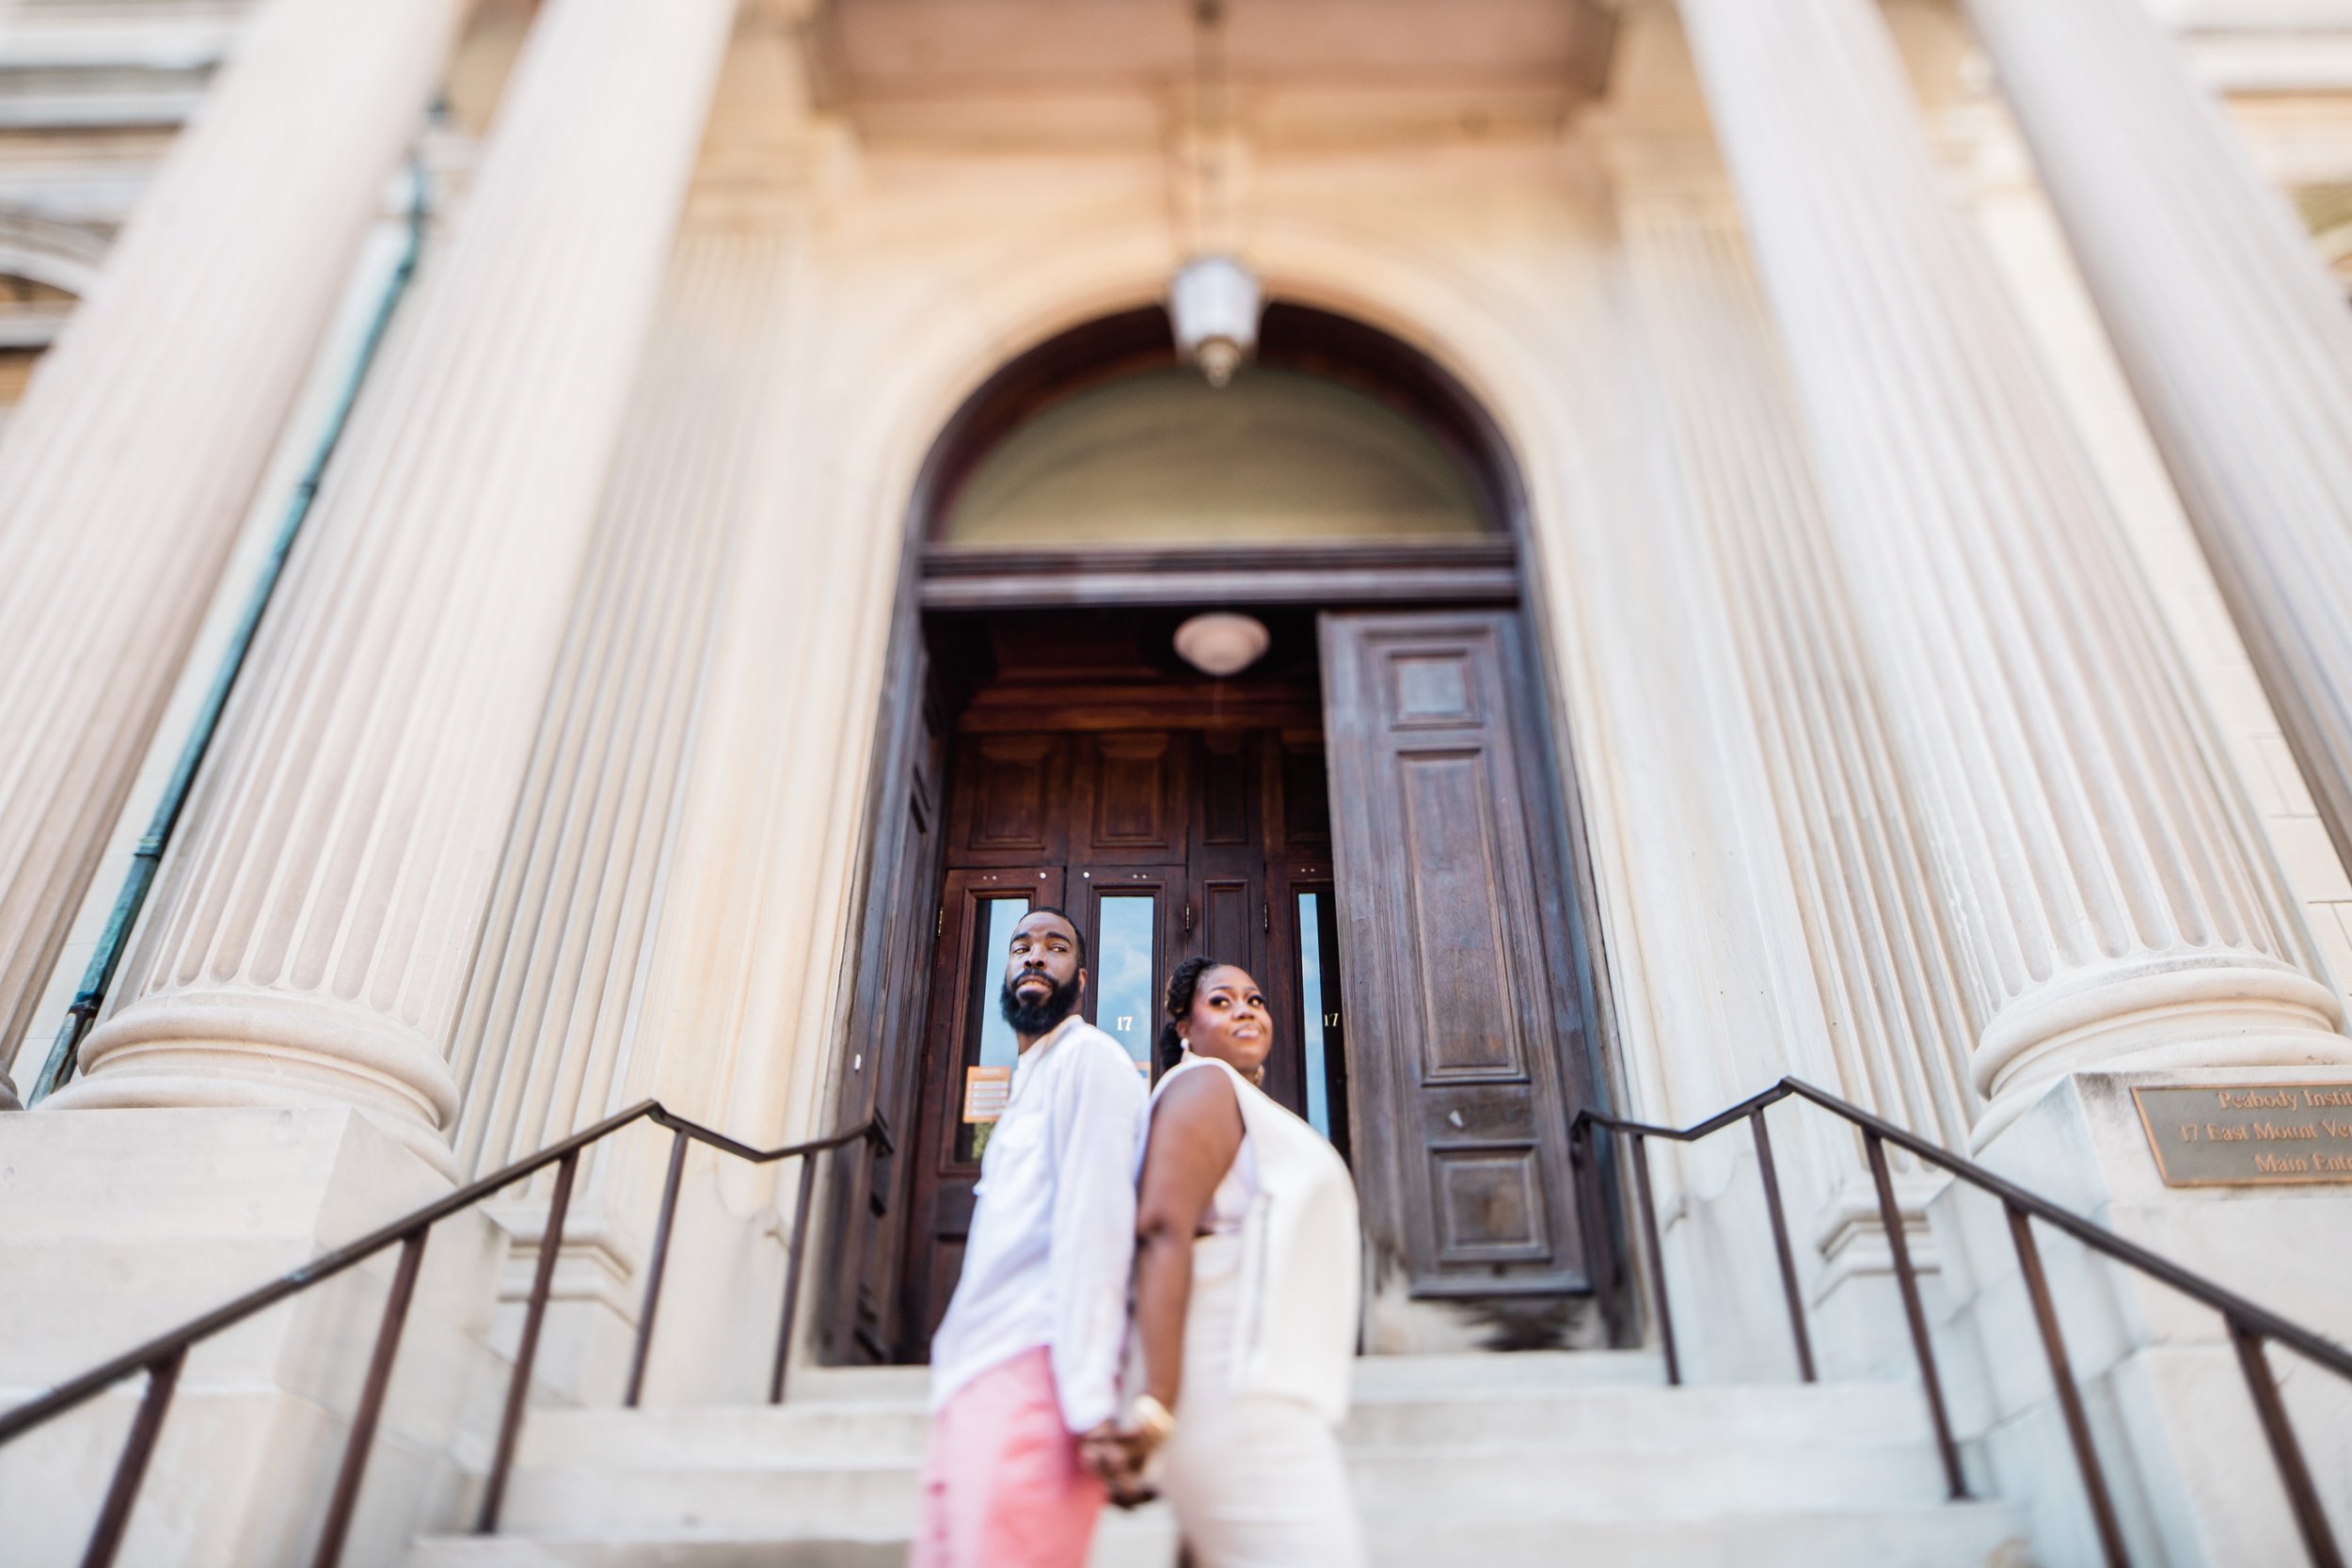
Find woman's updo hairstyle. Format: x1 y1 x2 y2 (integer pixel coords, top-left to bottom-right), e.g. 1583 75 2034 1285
1157 955 1224 1074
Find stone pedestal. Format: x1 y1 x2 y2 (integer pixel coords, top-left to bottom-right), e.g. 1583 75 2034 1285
1929 1069 2352 1564
0 1109 506 1567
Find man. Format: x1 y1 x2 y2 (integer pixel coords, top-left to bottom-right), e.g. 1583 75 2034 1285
911 906 1151 1568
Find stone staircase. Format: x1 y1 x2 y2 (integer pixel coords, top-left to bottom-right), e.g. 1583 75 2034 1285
408 1354 2034 1567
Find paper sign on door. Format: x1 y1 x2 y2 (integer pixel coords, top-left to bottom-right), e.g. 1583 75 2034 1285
962 1066 1012 1124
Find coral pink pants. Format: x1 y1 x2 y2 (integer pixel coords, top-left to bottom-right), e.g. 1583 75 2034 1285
908 1346 1105 1568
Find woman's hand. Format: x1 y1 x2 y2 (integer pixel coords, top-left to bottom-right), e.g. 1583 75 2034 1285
1079 1422 1159 1508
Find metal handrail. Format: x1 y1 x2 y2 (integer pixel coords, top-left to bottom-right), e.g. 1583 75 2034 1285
0 1100 886 1568
1572 1077 2351 1568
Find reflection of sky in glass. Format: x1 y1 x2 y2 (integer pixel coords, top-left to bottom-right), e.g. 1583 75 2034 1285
1095 895 1156 1069
1299 892 1331 1138
972 897 1031 1071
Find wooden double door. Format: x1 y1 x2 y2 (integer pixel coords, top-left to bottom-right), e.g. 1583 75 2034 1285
898 723 1348 1347
831 609 1610 1362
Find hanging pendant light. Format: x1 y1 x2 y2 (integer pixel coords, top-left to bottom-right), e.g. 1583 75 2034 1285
1169 254 1262 388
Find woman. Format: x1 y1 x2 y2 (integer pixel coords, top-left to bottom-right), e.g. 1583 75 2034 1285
1105 956 1366 1567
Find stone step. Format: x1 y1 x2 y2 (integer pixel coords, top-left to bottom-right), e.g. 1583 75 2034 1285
411 1500 2033 1568
771 1350 1667 1409
420 1363 2033 1568
515 1379 1934 1469
1344 1380 1932 1448
1345 1349 1667 1396
489 1436 1957 1537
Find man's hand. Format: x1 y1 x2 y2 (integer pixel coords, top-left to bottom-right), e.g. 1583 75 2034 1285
1077 1419 1158 1509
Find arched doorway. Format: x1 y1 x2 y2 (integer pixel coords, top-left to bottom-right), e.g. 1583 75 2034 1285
823 303 1619 1359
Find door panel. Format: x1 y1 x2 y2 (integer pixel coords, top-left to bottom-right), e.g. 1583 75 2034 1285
1200 736 1253 847
951 735 1070 863
1197 875 1260 978
1075 733 1190 863
1395 749 1524 1078
1273 732 1334 847
1320 610 1591 1298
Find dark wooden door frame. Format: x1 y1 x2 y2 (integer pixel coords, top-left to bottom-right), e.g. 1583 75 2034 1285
815 301 1635 1363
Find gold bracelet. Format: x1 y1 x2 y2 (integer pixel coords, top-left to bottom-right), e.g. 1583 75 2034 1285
1128 1392 1176 1444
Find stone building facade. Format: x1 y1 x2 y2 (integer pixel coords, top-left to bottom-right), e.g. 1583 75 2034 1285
2 0 2350 1563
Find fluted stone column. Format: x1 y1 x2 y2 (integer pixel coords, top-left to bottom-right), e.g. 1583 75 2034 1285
1623 182 1980 1152
450 228 793 1182
45 0 742 1174
1675 0 2352 1142
0 0 469 1105
1960 0 2352 889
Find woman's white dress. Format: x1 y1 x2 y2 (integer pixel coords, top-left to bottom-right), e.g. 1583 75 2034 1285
1148 1053 1367 1568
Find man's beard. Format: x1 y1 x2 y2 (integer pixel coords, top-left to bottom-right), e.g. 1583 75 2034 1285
999 970 1082 1037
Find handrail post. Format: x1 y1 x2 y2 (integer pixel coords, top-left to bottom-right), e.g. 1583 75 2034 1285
477 1150 577 1533
1865 1131 1964 1498
314 1228 429 1568
1626 1132 1680 1386
771 1152 821 1404
623 1129 691 1408
1747 1107 1816 1383
2229 1322 2348 1568
2007 1206 2129 1568
80 1347 184 1568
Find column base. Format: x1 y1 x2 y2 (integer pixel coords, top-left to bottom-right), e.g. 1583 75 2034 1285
1972 956 2349 1147
1651 1147 1829 1384
1806 1174 1950 1383
50 988 462 1177
483 1203 644 1408
1928 1068 2352 1566
0 1106 506 1566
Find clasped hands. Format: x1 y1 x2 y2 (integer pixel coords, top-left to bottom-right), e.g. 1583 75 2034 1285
1078 1419 1163 1509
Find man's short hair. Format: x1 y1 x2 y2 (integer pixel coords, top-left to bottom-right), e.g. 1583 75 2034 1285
1022 905 1088 968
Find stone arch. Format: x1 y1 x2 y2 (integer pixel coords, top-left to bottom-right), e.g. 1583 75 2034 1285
708 212 1639 1203
791 212 1633 1356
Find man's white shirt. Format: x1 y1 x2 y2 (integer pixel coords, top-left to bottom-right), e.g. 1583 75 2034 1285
927 1012 1150 1433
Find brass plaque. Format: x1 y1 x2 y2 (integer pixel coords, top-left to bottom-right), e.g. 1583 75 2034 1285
2132 1083 2352 1187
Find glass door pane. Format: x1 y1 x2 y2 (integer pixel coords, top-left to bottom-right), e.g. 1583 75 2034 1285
1093 893 1158 1080
1295 886 1351 1161
1073 864 1183 1085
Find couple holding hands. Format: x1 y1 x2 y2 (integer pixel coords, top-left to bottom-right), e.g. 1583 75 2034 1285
910 907 1367 1568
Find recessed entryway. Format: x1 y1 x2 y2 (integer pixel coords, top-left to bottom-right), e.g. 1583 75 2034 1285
821 302 1620 1362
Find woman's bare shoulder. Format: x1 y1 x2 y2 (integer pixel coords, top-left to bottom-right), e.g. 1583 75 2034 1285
1150 1060 1243 1132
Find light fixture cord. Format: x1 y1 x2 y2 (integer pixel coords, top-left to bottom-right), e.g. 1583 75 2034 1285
1188 0 1232 255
